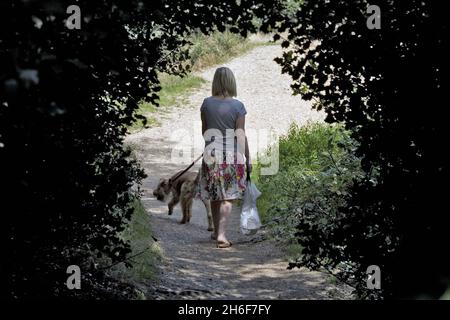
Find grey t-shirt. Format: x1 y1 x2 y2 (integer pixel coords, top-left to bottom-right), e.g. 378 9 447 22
200 96 247 155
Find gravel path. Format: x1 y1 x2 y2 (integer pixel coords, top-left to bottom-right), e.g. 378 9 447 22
125 44 351 299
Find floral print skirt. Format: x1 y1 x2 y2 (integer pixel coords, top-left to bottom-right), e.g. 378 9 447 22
196 152 248 201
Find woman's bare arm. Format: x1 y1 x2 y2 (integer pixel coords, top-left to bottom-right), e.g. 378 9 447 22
201 112 207 135
236 116 251 170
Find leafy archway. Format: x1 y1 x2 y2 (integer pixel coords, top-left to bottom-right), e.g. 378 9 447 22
0 0 280 298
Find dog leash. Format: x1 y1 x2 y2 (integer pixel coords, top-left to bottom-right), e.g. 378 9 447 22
169 153 204 184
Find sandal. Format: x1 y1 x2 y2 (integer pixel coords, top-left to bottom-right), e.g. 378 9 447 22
216 240 232 248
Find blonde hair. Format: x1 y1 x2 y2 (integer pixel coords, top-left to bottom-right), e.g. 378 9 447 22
212 67 237 97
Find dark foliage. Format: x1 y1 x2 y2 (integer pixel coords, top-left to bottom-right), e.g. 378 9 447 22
0 0 279 298
271 0 449 298
3 0 446 300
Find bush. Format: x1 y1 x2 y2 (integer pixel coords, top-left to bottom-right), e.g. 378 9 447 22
267 0 449 299
255 123 365 253
0 0 266 299
188 28 260 71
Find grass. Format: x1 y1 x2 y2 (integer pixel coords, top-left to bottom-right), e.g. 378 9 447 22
251 166 305 261
157 73 206 107
109 200 163 294
283 243 304 262
253 122 354 223
130 73 205 131
249 166 272 224
251 122 361 260
188 29 269 71
441 287 450 300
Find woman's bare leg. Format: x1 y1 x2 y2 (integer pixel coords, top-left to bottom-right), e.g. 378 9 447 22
216 200 232 243
211 201 221 239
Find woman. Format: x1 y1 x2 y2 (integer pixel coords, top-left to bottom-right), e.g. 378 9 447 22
196 67 251 248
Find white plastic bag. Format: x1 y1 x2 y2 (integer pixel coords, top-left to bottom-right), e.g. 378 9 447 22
240 181 262 235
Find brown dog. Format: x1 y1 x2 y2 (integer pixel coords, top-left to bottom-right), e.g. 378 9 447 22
153 170 213 231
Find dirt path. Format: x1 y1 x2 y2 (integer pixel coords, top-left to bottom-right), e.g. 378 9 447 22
125 44 352 299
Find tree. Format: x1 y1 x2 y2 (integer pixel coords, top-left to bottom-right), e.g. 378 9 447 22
0 0 279 298
269 0 449 298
